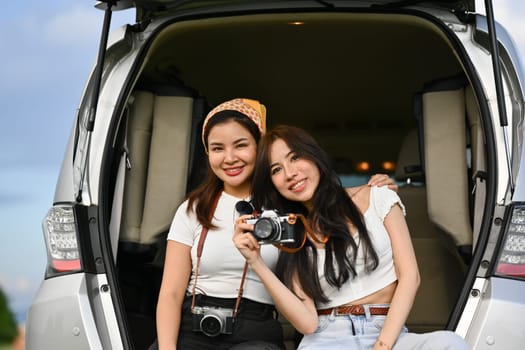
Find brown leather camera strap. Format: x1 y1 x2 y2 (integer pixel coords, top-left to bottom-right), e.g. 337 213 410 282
275 213 330 253
191 191 248 318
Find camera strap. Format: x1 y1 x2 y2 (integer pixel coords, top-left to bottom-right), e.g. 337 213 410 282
275 213 330 253
191 191 248 318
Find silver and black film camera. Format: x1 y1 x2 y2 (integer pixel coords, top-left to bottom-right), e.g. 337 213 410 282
192 306 234 337
236 200 297 245
246 209 296 245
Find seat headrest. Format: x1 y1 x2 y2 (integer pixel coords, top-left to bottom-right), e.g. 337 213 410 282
395 129 424 183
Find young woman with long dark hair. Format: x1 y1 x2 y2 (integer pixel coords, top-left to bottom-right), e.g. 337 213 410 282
233 125 470 350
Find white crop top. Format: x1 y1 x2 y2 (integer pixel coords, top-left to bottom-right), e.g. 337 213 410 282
315 186 406 309
167 191 278 304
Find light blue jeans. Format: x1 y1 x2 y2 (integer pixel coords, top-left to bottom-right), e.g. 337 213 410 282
298 304 470 350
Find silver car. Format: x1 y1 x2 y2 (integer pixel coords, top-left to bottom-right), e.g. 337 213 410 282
26 0 525 349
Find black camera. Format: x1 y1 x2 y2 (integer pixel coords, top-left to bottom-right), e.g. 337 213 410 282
246 209 296 245
191 306 234 337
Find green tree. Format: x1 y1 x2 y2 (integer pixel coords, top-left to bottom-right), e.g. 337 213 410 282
0 287 18 345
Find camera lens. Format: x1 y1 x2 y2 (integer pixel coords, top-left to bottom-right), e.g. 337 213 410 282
200 314 223 337
253 218 280 240
235 200 254 215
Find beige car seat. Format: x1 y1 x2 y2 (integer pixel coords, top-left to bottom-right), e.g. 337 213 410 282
395 129 467 332
118 91 193 249
110 90 196 349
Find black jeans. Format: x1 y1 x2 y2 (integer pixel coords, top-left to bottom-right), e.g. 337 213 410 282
150 295 285 350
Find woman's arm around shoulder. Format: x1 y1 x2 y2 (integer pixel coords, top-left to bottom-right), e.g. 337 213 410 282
345 174 397 208
156 240 193 350
367 173 398 192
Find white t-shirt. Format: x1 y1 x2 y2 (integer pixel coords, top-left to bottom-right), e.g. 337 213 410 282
167 191 279 304
315 186 406 309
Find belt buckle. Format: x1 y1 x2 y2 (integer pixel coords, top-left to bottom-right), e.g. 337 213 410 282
334 307 345 316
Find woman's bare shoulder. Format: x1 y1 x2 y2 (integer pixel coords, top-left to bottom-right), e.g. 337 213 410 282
345 185 371 211
345 184 369 197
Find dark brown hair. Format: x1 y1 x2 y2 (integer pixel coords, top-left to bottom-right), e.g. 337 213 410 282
187 111 261 228
252 125 379 304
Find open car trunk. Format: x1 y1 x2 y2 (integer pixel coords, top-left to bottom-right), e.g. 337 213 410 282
104 6 487 349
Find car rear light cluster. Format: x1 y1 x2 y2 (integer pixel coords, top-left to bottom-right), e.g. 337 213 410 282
43 205 82 273
496 206 525 278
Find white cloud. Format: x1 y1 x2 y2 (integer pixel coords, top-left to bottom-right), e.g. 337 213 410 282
0 4 132 94
0 5 100 93
44 5 101 47
495 2 525 60
476 0 525 61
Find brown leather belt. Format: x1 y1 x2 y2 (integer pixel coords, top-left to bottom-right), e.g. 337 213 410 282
318 304 389 316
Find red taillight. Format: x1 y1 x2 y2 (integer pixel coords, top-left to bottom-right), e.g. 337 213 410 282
52 259 81 272
496 206 525 278
42 206 82 274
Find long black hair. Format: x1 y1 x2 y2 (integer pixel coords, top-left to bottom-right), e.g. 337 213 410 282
252 125 379 304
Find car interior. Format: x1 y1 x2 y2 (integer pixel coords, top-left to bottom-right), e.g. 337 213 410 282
104 11 487 349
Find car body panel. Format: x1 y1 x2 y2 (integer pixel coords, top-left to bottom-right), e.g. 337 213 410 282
27 273 123 349
26 274 104 350
464 277 525 349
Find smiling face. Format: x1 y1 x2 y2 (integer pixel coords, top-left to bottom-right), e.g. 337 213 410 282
269 138 320 210
207 119 258 198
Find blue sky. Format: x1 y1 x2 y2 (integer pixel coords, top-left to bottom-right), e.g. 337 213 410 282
0 0 523 325
0 1 134 323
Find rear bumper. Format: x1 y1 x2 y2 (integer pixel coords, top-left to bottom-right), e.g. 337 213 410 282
464 277 525 349
26 273 104 350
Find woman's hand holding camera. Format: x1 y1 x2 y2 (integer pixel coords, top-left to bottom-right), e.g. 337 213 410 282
233 214 262 265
